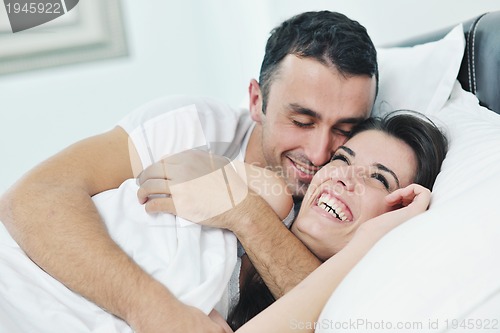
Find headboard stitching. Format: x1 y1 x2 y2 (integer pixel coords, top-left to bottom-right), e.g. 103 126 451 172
469 13 488 94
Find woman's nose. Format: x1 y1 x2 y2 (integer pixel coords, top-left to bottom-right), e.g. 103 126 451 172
336 176 355 192
335 166 365 192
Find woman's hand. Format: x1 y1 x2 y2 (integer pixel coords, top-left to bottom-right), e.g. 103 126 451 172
356 183 431 242
386 183 431 214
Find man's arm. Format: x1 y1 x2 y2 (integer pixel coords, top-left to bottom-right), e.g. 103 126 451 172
224 163 322 298
0 127 226 333
225 193 321 298
137 155 321 298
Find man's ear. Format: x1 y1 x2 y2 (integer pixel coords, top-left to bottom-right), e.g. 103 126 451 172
248 79 264 123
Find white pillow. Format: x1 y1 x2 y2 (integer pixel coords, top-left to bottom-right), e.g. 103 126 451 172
373 24 465 117
317 82 500 332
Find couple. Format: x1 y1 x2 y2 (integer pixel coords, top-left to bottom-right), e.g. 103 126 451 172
0 10 447 333
0 110 447 333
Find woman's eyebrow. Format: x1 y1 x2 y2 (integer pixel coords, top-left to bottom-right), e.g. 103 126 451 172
374 163 400 188
338 146 355 157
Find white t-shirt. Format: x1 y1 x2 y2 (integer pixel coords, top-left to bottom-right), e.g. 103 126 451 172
106 95 256 317
118 95 253 169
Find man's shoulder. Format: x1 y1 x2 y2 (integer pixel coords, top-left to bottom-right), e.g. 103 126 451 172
118 95 249 132
118 96 249 132
135 95 246 119
118 95 253 161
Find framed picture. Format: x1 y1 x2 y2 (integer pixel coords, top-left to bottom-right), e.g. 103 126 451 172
0 0 128 75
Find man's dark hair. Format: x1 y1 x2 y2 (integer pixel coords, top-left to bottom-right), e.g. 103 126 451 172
259 11 379 112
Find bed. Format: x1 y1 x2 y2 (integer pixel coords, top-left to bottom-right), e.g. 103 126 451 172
317 11 500 332
392 11 500 115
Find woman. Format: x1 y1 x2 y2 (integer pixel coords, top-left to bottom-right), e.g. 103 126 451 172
230 111 448 332
227 110 448 330
291 110 447 260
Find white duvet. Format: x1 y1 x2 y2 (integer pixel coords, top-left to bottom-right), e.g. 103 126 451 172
0 179 237 333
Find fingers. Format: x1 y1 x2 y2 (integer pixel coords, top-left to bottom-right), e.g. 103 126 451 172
137 159 169 186
137 179 171 204
144 197 176 214
358 185 431 240
137 178 176 214
136 150 239 217
209 309 234 333
385 184 431 211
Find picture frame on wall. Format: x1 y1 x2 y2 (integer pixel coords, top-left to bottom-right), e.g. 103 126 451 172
0 0 128 75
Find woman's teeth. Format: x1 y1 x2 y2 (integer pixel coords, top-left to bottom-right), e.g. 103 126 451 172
317 193 350 222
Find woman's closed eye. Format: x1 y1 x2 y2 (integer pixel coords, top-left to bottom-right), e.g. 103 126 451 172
370 172 390 190
331 153 350 165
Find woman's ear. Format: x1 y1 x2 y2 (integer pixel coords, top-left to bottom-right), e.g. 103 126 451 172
248 79 264 123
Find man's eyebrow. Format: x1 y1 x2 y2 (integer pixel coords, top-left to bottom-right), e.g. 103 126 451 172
288 103 366 124
374 163 400 188
338 146 355 157
338 117 367 125
289 103 321 119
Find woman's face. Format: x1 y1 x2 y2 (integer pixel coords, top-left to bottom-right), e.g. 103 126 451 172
291 130 418 261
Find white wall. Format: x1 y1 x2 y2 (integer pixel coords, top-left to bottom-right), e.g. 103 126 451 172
1 0 499 193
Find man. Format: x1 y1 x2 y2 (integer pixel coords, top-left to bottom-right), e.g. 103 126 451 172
0 11 377 333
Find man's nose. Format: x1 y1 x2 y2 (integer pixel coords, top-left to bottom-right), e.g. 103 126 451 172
306 129 335 167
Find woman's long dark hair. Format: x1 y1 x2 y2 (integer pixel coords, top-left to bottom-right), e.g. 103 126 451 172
227 262 275 330
227 111 448 330
350 110 448 190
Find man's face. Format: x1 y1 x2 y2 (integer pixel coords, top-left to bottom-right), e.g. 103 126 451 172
248 55 377 199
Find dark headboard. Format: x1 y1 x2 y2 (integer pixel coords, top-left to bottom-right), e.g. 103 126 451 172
392 11 500 115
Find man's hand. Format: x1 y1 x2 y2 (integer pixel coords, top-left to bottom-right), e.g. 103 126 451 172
136 149 294 225
209 309 234 333
137 149 250 223
131 299 231 333
137 148 233 194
